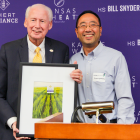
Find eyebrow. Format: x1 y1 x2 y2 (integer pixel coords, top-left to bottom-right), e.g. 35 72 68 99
30 18 46 21
79 21 98 25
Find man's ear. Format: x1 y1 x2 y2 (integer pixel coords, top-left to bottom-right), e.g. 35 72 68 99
24 18 27 28
48 21 53 30
75 28 79 38
100 26 102 36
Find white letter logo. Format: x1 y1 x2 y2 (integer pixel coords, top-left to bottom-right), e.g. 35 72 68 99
0 0 10 11
54 0 65 7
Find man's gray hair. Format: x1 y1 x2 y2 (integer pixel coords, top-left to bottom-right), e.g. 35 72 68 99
25 4 53 21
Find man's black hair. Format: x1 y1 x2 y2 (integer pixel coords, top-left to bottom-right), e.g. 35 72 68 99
76 10 101 28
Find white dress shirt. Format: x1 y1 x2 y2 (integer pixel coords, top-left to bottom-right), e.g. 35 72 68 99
27 36 45 63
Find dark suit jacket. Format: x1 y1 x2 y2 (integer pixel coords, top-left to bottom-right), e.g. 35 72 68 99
0 35 69 140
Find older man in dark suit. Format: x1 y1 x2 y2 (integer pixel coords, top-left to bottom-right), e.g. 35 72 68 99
0 4 82 140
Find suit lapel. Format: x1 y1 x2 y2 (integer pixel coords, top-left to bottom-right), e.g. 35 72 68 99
18 36 28 62
18 36 54 63
45 37 54 63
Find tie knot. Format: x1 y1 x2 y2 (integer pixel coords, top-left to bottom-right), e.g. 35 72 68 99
35 47 41 53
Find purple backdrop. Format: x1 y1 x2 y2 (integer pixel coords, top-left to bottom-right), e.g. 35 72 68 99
0 0 140 123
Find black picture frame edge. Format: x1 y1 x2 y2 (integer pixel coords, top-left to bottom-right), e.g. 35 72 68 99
16 62 78 138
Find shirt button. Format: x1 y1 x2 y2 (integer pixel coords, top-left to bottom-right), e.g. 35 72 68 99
87 86 89 88
87 99 89 101
87 73 88 75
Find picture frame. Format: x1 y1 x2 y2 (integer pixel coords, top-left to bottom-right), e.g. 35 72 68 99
16 62 78 138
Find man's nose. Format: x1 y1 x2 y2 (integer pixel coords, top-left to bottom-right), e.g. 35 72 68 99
85 25 92 32
35 20 40 28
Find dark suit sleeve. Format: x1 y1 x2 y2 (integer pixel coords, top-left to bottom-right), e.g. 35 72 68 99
64 45 69 64
0 45 16 126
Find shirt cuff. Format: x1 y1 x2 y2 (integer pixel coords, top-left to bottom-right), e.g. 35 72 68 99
7 117 17 129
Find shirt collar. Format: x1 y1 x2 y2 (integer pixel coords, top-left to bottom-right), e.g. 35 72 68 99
80 41 104 58
27 35 45 52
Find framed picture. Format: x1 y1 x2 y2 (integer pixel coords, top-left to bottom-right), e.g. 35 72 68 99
16 62 78 138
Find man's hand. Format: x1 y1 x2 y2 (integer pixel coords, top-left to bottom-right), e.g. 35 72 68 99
12 121 31 140
70 61 83 84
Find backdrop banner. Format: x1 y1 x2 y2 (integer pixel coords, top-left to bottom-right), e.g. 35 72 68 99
0 0 140 123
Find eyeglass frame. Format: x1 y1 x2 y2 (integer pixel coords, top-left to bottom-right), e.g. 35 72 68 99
77 22 100 30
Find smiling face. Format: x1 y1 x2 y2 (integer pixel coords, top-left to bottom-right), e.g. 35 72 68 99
24 6 52 46
75 13 102 49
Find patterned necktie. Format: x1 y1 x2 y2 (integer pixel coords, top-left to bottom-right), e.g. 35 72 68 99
33 47 42 63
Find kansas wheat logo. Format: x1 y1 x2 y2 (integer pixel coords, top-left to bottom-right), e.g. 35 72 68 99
54 0 65 7
53 0 77 23
0 0 10 11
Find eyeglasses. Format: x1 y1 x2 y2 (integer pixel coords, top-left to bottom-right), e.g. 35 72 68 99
77 23 100 30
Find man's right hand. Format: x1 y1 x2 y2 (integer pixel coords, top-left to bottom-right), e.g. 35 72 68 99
12 121 31 140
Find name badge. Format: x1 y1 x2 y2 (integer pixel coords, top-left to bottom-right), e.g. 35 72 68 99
93 73 106 82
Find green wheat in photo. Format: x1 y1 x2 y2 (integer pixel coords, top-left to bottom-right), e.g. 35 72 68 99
32 82 63 119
